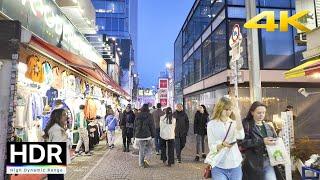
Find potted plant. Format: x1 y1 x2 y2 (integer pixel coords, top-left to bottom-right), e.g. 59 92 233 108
291 137 319 176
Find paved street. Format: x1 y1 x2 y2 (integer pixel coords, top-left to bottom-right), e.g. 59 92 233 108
66 129 207 180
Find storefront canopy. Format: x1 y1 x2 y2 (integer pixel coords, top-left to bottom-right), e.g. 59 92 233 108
284 58 320 79
27 35 130 99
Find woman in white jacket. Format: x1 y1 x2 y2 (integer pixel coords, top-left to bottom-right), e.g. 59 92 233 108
159 107 176 167
205 97 244 180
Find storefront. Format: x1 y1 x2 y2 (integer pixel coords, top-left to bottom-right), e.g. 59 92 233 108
0 20 130 178
184 81 320 140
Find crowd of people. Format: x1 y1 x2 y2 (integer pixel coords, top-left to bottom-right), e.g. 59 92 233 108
42 96 287 180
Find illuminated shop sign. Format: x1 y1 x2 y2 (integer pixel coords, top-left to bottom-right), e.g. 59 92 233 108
1 0 102 64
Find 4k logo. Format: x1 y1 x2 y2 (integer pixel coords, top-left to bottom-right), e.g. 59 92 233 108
244 10 311 32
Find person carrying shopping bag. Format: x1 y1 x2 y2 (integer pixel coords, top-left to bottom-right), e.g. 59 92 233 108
204 97 244 180
238 101 279 180
159 107 176 167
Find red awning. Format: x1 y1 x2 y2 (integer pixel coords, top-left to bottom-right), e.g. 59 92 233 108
27 35 130 98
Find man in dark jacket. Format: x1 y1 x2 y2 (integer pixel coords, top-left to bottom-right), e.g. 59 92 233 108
173 103 189 163
152 103 165 155
120 104 135 152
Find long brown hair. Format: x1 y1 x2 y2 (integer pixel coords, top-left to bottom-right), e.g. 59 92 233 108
43 108 66 139
245 101 267 122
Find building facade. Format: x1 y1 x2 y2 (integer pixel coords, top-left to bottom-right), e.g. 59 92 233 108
91 0 138 101
174 0 320 139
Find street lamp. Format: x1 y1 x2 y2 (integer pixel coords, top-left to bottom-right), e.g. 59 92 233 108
166 62 173 69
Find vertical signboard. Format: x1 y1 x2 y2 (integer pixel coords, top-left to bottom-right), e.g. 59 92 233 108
158 78 168 107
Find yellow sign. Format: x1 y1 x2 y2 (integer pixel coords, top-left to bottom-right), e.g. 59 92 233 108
244 10 311 32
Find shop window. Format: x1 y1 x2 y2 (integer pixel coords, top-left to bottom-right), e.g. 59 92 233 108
212 21 227 73
227 0 245 6
211 0 225 19
111 18 119 31
105 17 112 31
201 37 213 77
194 47 201 82
259 0 291 8
174 32 183 83
260 26 295 69
227 7 246 19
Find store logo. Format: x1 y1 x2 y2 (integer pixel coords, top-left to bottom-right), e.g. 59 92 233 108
244 10 311 32
7 142 66 174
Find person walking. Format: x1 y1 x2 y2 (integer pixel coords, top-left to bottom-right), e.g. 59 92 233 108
159 107 176 167
134 104 155 168
194 104 209 161
43 109 71 180
152 103 165 155
120 104 135 152
173 103 189 163
105 109 118 149
205 97 244 180
74 105 91 156
239 101 278 180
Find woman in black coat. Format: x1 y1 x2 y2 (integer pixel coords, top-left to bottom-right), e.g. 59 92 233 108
120 104 135 152
194 104 209 161
239 101 278 180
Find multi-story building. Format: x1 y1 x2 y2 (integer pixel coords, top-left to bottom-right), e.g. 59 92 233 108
174 0 320 139
91 0 138 101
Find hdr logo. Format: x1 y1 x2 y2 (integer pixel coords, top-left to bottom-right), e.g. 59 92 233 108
6 142 67 174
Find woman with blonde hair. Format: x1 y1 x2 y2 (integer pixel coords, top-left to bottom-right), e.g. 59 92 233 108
204 97 244 180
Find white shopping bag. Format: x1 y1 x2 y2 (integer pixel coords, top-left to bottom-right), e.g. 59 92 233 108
266 138 290 166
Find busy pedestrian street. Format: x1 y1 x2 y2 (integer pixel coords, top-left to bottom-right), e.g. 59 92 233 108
1 0 320 180
66 128 207 180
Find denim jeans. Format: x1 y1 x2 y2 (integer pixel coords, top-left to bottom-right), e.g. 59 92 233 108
196 134 205 155
263 162 277 180
138 140 153 167
211 166 242 180
107 130 115 146
175 136 186 160
154 128 160 152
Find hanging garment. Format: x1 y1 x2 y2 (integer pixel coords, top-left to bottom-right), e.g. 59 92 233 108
14 93 27 128
46 87 58 107
52 67 63 89
43 62 54 85
25 55 45 83
84 99 97 120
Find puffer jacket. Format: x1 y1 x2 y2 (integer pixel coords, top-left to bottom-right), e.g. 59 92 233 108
134 112 155 139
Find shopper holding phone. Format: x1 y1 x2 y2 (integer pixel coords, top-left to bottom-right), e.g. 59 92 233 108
239 101 278 180
205 97 244 180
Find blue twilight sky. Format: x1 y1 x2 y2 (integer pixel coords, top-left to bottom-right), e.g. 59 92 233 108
137 0 194 87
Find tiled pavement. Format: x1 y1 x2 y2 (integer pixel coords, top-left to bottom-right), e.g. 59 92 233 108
66 129 208 180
